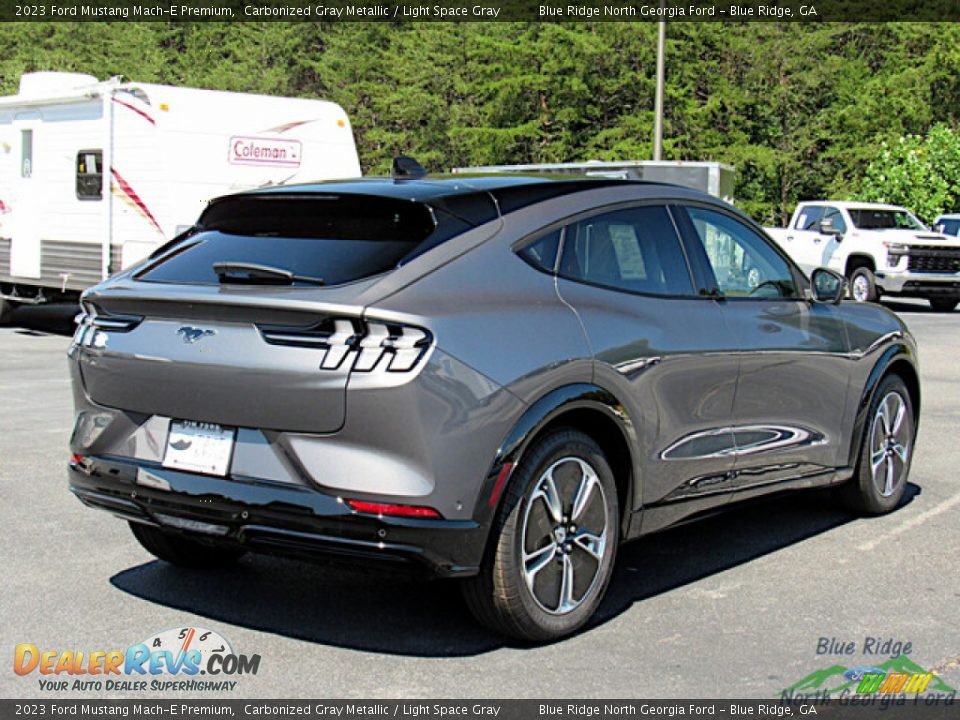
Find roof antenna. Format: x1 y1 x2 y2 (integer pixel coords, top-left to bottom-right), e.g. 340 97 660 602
392 156 428 180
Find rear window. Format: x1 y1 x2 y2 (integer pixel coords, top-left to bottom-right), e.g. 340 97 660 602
139 194 470 287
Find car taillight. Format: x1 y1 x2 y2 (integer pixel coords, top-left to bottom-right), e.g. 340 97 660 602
72 303 143 348
258 318 432 373
346 499 441 518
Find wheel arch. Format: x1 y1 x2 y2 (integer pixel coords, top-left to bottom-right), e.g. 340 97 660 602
846 345 921 469
475 383 637 539
845 253 876 277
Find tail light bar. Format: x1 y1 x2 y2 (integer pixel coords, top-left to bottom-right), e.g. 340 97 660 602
258 318 432 373
73 303 143 347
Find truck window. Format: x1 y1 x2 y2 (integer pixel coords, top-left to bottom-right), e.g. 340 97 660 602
822 207 847 233
939 219 960 237
794 206 823 230
847 208 924 230
76 150 103 200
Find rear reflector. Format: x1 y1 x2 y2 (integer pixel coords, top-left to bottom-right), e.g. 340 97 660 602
346 499 441 518
488 462 514 508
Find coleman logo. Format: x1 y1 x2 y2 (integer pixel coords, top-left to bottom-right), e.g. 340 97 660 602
229 136 301 167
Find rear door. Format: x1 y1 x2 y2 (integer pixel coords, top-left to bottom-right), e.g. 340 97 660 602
552 203 740 508
674 204 852 490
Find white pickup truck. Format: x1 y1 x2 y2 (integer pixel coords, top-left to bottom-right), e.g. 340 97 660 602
766 201 960 312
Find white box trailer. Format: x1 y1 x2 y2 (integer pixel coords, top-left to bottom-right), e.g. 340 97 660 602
0 72 361 313
452 160 736 203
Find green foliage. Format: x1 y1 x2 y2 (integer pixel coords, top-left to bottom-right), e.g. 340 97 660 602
861 124 960 223
2 21 960 222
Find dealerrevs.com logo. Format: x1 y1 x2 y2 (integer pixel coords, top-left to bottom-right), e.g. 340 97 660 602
13 627 261 692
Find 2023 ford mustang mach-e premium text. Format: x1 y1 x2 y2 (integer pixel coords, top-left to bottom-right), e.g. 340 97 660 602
67 173 919 640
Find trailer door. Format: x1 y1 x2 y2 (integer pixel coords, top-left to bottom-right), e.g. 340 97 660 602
9 113 42 279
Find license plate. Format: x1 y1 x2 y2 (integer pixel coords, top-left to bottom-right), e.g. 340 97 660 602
162 421 235 477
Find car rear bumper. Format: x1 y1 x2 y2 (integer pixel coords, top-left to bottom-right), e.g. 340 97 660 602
67 457 485 578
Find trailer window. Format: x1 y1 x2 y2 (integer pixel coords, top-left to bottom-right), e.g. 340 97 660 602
21 130 33 179
76 150 103 200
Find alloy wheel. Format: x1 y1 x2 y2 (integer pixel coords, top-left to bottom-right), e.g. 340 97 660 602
852 274 871 302
521 457 609 615
869 391 910 498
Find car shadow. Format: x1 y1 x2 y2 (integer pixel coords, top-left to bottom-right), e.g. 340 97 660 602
110 484 920 658
881 299 939 315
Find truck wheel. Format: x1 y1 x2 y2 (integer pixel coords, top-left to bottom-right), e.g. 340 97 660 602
849 267 878 303
0 298 11 324
929 298 958 312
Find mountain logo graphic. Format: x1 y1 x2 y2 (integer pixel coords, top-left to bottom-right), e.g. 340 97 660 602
782 655 956 697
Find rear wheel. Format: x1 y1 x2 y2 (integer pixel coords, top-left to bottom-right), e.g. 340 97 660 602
0 298 12 324
849 267 879 303
929 298 958 312
839 374 914 515
463 429 619 642
129 522 246 568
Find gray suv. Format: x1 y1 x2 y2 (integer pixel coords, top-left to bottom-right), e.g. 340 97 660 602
67 173 919 641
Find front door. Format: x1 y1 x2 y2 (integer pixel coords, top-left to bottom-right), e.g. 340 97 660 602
675 204 852 491
553 203 741 509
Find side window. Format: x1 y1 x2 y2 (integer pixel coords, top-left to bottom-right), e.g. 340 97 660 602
558 205 693 296
941 219 960 237
683 206 799 299
822 206 847 233
76 149 103 200
795 205 824 230
517 228 561 273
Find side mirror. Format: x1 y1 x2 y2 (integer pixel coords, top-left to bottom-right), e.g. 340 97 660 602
810 268 846 305
818 217 843 238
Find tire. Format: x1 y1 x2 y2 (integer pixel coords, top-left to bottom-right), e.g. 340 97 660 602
929 298 958 312
462 429 619 642
839 374 914 516
0 297 12 324
849 267 879 303
129 522 246 568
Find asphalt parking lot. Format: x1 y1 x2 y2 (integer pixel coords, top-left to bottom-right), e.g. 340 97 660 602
1 299 958 699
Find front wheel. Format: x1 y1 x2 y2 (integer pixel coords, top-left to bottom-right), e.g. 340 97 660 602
129 522 246 568
462 429 619 642
849 267 879 303
929 297 958 312
839 374 914 515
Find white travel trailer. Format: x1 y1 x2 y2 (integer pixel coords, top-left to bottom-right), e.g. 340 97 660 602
0 72 361 317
